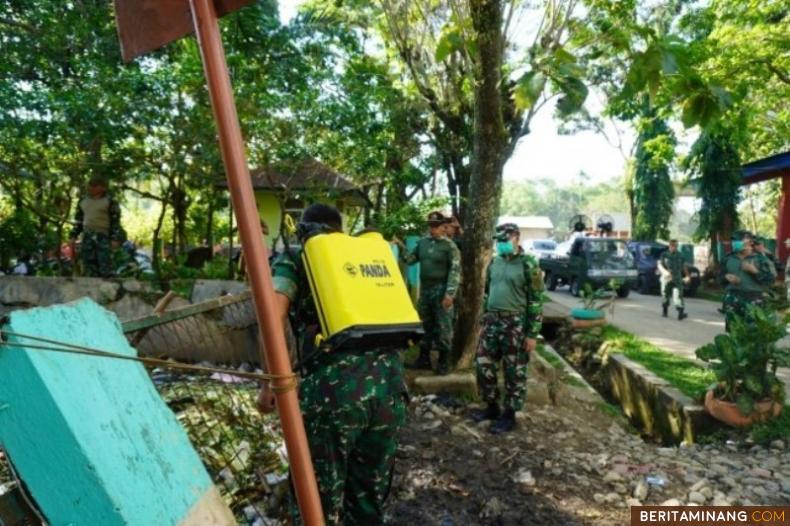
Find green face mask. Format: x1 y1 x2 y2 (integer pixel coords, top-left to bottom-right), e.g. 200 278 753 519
496 240 515 256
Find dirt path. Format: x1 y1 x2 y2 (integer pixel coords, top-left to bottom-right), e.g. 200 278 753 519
385 389 790 525
545 290 790 398
387 393 634 525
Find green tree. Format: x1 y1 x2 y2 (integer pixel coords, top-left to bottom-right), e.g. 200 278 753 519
365 0 590 363
1 0 434 274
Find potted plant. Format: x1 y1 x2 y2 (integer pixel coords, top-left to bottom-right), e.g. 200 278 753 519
570 281 619 329
695 306 789 427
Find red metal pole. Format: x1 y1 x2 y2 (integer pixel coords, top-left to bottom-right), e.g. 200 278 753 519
187 1 324 523
777 176 789 263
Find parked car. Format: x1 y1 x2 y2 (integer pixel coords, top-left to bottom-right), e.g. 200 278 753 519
539 237 637 298
627 241 701 296
522 239 557 259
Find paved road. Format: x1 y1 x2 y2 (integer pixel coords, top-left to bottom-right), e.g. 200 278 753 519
546 288 790 398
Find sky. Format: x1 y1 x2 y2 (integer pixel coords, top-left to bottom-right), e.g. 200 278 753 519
501 103 633 185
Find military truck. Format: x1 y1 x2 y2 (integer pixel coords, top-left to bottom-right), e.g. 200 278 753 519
540 237 637 298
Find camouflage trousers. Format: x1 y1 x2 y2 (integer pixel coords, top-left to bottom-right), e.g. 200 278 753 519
294 394 407 525
80 231 113 278
723 290 765 332
475 312 530 411
418 284 454 361
661 277 684 309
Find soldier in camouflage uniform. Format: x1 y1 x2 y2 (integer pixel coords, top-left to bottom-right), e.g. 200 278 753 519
753 237 778 289
401 211 461 375
472 223 543 434
721 239 766 332
69 177 123 278
257 204 407 525
658 240 689 320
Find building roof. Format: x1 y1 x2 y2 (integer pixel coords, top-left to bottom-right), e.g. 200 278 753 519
498 215 554 230
742 150 790 185
215 158 359 193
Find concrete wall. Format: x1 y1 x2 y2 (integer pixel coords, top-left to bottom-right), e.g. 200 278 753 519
604 353 717 444
0 276 160 320
0 277 262 365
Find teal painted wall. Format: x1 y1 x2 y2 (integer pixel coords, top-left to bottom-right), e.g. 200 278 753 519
0 299 213 526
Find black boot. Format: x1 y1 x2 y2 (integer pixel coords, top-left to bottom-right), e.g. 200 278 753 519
405 350 432 370
435 351 450 375
471 402 501 422
490 407 516 434
678 308 688 321
662 303 668 317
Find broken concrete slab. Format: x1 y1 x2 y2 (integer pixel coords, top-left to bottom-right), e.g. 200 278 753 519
0 299 234 525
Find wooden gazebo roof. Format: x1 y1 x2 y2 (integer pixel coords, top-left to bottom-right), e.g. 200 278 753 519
216 158 358 193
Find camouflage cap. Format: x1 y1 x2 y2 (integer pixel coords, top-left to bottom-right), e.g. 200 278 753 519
494 222 520 241
427 211 450 226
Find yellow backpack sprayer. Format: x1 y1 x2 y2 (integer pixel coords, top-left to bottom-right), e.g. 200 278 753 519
297 222 423 351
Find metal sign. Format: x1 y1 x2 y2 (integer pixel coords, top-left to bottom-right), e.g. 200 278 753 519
114 0 254 61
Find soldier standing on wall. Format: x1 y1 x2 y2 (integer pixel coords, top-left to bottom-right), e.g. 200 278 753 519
69 177 123 278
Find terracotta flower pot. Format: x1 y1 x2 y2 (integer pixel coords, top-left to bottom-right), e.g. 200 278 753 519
704 390 783 427
571 317 608 329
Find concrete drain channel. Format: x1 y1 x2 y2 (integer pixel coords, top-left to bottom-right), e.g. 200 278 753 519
539 321 718 445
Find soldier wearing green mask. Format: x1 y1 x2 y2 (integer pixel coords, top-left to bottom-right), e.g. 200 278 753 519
721 238 766 331
472 223 544 434
400 211 461 375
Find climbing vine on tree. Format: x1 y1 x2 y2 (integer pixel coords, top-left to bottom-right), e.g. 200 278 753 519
631 111 675 241
684 122 743 263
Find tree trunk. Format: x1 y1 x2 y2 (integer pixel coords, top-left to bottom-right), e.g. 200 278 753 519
454 0 507 369
172 185 189 255
152 200 168 274
206 194 215 248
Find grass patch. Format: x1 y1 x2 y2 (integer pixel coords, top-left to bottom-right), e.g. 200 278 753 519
598 401 623 419
751 406 790 444
537 345 564 370
563 375 587 389
601 325 715 401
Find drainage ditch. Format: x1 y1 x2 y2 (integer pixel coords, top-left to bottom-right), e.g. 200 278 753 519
540 320 719 445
